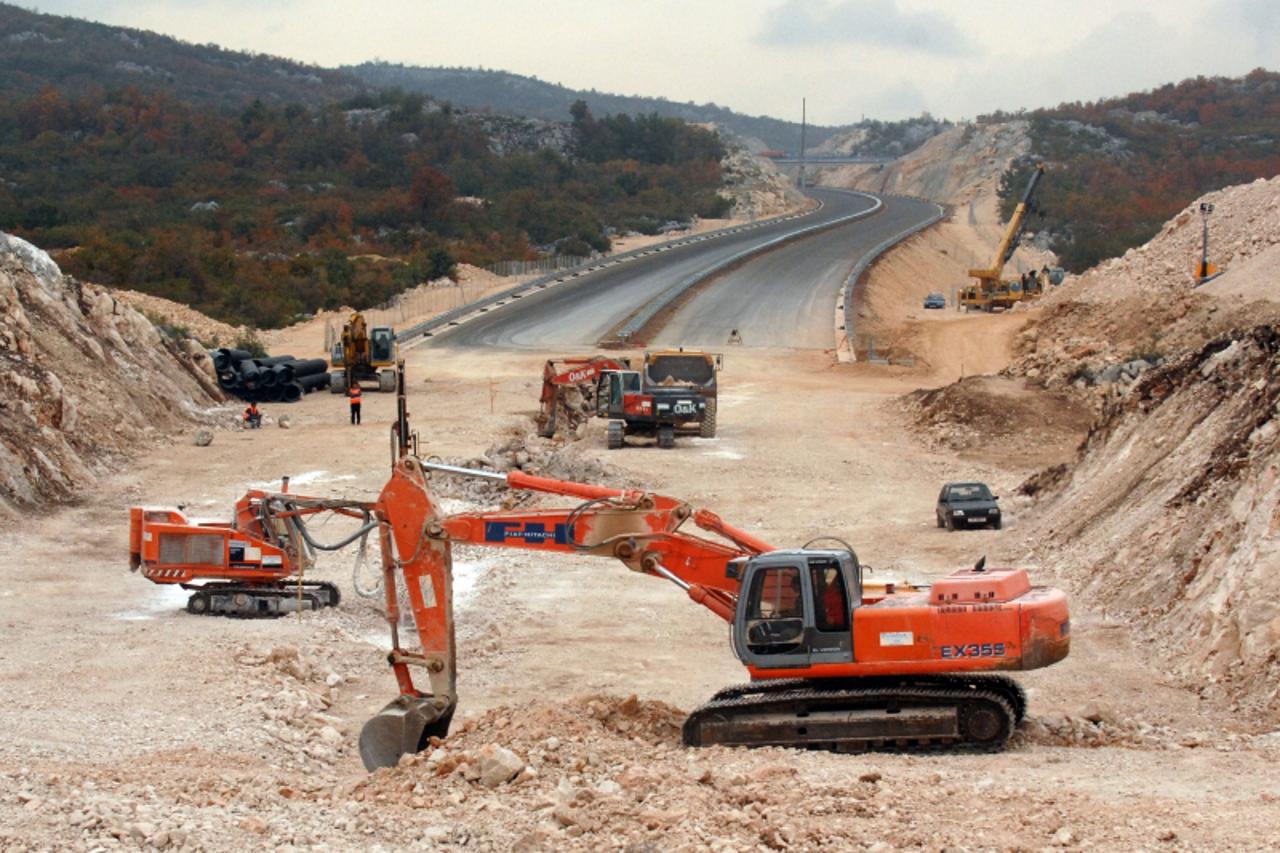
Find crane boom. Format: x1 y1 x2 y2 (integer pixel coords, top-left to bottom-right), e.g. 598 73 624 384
967 162 1044 283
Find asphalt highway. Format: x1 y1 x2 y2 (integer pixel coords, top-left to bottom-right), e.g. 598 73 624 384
653 195 941 349
427 188 880 348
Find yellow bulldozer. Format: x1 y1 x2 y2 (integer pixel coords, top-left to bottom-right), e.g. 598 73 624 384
328 312 398 393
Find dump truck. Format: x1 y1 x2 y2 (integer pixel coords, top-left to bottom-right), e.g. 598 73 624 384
596 349 720 449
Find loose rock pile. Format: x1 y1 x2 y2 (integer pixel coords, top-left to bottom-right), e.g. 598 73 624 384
904 376 1093 457
233 644 355 770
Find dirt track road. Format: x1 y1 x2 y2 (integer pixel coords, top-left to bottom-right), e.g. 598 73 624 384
3 338 1280 849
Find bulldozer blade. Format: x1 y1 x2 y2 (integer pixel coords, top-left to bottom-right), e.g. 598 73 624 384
358 694 454 771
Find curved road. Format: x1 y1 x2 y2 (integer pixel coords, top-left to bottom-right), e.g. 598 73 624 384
653 195 940 349
427 188 879 349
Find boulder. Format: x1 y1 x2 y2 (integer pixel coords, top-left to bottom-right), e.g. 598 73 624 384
475 743 524 788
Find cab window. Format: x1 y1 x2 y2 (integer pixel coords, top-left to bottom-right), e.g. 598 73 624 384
810 563 849 632
371 329 393 361
744 565 805 655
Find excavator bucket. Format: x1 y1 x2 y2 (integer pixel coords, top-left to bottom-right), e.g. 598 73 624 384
358 694 454 771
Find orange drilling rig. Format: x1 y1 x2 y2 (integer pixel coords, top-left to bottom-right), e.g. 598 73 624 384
128 486 362 615
130 365 1070 768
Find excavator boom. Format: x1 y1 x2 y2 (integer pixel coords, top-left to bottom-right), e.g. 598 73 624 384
535 355 631 438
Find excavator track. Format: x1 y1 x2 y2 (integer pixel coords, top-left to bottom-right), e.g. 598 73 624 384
705 674 1027 723
183 580 341 618
684 675 1021 753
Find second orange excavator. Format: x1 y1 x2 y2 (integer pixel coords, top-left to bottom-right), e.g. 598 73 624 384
131 365 1070 769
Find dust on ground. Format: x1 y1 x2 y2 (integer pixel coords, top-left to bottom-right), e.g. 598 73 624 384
3 339 1280 850
5 155 1280 850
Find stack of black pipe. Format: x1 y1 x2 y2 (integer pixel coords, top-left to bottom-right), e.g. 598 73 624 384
210 348 330 402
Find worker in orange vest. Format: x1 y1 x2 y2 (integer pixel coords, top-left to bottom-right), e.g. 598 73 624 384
347 384 362 425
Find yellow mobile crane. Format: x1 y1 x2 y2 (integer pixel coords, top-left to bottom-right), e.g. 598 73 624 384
959 163 1046 312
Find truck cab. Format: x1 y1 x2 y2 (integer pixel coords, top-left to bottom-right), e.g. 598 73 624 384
593 350 720 450
596 370 705 449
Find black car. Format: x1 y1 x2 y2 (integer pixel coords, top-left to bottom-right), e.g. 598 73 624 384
936 482 1002 530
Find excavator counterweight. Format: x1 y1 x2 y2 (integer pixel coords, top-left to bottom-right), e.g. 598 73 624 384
329 311 399 393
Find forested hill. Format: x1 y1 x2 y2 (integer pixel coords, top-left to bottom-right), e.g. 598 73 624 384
0 5 739 331
0 86 730 329
0 3 363 109
349 63 857 154
998 69 1280 272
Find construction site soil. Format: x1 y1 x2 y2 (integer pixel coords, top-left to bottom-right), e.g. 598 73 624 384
4 153 1280 850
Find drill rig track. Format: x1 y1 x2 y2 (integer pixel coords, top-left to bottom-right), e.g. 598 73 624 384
683 674 1025 752
182 580 341 618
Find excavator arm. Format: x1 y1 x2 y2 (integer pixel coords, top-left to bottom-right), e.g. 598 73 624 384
536 356 631 437
133 364 1069 769
357 452 768 769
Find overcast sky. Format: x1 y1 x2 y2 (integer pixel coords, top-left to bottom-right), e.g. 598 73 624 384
29 0 1280 124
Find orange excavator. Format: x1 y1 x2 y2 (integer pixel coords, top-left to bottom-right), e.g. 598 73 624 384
130 365 1070 769
535 355 631 438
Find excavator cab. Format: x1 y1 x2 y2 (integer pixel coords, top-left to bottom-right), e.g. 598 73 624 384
596 370 642 418
734 550 859 670
370 327 395 364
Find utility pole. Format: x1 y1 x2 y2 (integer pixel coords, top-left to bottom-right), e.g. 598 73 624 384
798 98 807 189
1195 201 1220 286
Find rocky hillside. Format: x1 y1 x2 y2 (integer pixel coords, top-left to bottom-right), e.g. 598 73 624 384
1000 70 1280 272
345 64 844 154
1012 176 1280 390
1003 179 1280 713
0 233 218 512
719 143 807 220
815 121 1031 208
809 115 953 160
1023 325 1280 713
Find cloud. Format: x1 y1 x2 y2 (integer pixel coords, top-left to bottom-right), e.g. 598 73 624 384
756 0 973 56
827 78 931 122
1209 0 1280 53
931 4 1280 120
